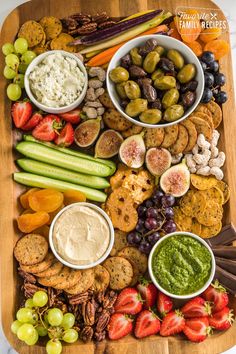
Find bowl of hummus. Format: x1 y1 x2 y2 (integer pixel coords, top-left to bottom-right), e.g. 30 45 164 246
49 203 114 269
24 50 88 114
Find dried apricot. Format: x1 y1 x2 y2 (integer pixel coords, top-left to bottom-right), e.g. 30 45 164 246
20 188 39 209
175 11 201 43
199 27 222 43
34 225 50 238
204 40 230 60
63 190 86 205
170 21 181 40
29 189 64 213
21 209 34 215
184 41 203 57
17 211 50 233
47 204 65 225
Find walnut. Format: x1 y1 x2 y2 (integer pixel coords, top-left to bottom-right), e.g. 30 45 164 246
80 326 93 342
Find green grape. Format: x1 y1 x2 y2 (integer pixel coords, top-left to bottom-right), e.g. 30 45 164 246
46 339 63 354
61 313 75 330
5 53 19 70
21 50 37 65
33 290 48 307
36 324 48 337
2 43 14 56
62 328 78 343
24 328 39 346
18 62 28 74
25 298 34 308
16 308 34 323
13 74 25 88
44 313 49 325
48 308 63 326
14 38 28 54
7 83 22 101
11 320 22 334
3 65 17 79
17 323 35 341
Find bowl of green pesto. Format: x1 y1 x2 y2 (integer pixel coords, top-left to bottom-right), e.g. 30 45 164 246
148 232 215 299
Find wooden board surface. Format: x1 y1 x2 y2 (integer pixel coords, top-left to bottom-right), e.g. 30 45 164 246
0 0 236 353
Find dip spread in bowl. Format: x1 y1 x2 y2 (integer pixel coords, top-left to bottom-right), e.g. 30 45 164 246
49 203 114 269
148 232 215 299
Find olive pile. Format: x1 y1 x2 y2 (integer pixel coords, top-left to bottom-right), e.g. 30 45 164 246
109 38 198 124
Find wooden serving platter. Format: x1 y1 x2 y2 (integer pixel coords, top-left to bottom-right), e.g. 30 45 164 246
0 0 236 353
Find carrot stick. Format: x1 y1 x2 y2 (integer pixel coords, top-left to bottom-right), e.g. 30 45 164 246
86 24 169 67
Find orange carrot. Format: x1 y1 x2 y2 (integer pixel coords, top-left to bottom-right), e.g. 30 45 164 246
86 24 169 67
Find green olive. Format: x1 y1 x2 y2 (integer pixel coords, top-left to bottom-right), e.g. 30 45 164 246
125 98 148 117
143 51 160 74
154 45 165 56
109 66 129 83
163 104 184 122
154 76 176 90
116 82 127 99
130 47 143 66
151 69 164 81
139 109 162 124
167 49 184 69
162 88 180 109
177 64 196 83
124 80 141 100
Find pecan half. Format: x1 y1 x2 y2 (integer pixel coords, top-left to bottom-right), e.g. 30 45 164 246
102 290 118 309
96 309 110 332
23 282 45 298
92 12 109 24
61 17 78 30
98 20 117 30
76 23 97 35
71 13 91 24
68 291 90 305
81 300 95 326
80 326 93 342
18 269 36 284
94 330 106 342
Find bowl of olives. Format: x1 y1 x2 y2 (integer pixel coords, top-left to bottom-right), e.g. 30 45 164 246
107 35 204 127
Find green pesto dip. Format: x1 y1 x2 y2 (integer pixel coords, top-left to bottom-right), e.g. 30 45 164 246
152 235 212 295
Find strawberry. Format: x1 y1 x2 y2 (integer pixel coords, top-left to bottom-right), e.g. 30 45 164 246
32 115 62 141
21 111 43 131
183 317 212 342
59 109 81 124
209 307 234 330
108 313 133 340
160 310 185 336
134 310 160 338
11 100 33 128
202 280 229 313
54 122 74 147
181 296 212 318
156 291 173 317
114 288 143 315
137 278 158 309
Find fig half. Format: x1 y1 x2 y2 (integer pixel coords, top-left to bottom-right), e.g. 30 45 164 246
145 147 171 176
119 132 146 168
95 130 123 158
160 160 190 197
74 118 101 148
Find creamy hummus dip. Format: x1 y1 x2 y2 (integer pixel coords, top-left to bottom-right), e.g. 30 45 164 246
52 205 110 265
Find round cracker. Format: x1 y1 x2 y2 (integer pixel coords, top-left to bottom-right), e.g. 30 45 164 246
103 256 133 290
54 269 82 290
37 266 71 287
110 230 129 256
200 222 222 238
190 174 217 190
103 108 132 131
161 125 179 148
65 269 94 295
14 234 48 266
191 111 214 130
129 264 140 286
181 119 198 153
179 190 195 217
173 206 192 232
204 187 224 205
191 218 202 235
168 124 188 154
99 91 114 108
191 191 207 219
122 124 143 138
205 100 222 128
117 247 148 274
196 200 223 226
189 115 212 141
35 261 63 277
91 265 110 292
20 252 54 274
196 104 213 120
18 21 44 47
215 180 230 204
50 33 77 53
144 127 165 148
39 16 62 40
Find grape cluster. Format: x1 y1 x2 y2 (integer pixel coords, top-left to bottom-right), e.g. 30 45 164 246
199 51 227 105
2 39 36 101
11 290 78 354
127 190 177 254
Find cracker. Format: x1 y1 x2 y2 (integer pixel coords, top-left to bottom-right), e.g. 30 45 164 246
189 115 212 141
122 169 154 204
39 16 62 40
204 187 224 205
37 266 71 287
129 264 141 287
190 174 217 190
32 46 47 55
215 180 230 204
65 269 94 294
54 269 82 290
18 21 44 47
91 265 110 292
179 190 195 216
191 191 207 219
103 256 133 290
122 124 143 138
181 119 198 153
196 200 223 226
191 218 202 235
20 252 54 274
117 247 148 274
191 111 214 130
168 124 188 154
110 164 137 190
144 127 165 148
35 261 63 277
50 33 77 53
14 234 48 266
110 230 129 256
99 91 114 108
205 100 222 128
161 125 179 148
173 207 192 232
200 222 222 238
196 104 213 121
103 108 132 131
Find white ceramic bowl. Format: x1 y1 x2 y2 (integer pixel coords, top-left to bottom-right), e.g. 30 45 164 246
107 35 204 128
24 50 88 114
49 202 114 269
148 231 215 300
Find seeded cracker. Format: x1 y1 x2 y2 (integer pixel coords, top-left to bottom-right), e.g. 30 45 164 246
39 16 62 40
65 269 94 294
53 269 82 290
18 21 44 47
196 200 223 227
181 119 198 153
50 33 77 53
117 246 148 274
169 124 189 154
103 108 132 131
20 252 54 274
35 261 63 277
161 125 179 148
91 265 110 292
103 256 133 290
37 266 71 287
144 127 165 148
200 222 222 238
14 234 48 266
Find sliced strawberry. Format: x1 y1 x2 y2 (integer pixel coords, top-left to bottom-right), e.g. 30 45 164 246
181 296 212 318
202 280 229 313
21 112 43 131
209 306 234 330
32 115 62 142
54 122 74 147
108 313 133 340
157 291 173 317
11 100 33 128
160 310 185 336
114 288 143 315
59 109 81 124
134 310 160 338
137 278 158 309
183 317 212 342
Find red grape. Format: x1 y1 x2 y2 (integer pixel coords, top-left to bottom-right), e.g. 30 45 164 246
164 207 174 220
148 232 160 245
127 232 142 245
145 218 158 230
146 207 159 219
163 220 176 233
139 240 152 254
161 195 175 207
